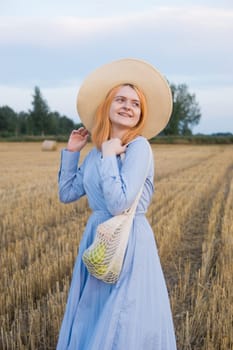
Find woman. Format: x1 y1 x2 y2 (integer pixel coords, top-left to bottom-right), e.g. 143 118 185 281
57 58 177 349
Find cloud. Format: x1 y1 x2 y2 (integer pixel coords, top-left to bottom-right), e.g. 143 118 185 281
1 6 232 48
192 85 233 133
1 6 232 90
1 0 233 17
0 5 232 133
0 83 81 118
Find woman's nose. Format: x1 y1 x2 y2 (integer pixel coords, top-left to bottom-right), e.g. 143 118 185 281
123 100 131 110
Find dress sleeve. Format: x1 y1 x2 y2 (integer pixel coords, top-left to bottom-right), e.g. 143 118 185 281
99 137 153 215
58 149 87 203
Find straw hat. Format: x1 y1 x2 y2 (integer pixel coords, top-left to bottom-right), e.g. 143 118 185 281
76 58 172 139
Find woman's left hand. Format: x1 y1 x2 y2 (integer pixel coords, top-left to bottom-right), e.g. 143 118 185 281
101 138 126 157
67 127 89 152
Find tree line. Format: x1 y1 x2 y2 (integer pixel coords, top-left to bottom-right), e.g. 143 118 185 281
0 87 79 137
0 84 201 138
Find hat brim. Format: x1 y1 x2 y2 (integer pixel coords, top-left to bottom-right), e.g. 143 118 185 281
77 58 172 139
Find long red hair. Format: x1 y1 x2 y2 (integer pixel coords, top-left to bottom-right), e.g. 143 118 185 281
91 84 148 149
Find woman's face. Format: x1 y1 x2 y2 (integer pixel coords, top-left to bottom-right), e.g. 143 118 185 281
109 85 141 131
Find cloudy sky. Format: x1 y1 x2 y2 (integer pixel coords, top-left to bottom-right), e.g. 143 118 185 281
1 0 232 134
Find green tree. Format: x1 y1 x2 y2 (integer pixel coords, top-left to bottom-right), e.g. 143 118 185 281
58 115 75 134
0 105 17 136
47 111 60 135
47 112 75 135
30 86 50 135
164 83 201 135
18 111 31 135
0 87 82 138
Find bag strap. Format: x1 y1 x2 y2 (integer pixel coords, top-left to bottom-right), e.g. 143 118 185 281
124 144 153 215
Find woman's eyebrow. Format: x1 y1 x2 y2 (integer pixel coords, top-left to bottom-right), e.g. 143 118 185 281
114 95 140 103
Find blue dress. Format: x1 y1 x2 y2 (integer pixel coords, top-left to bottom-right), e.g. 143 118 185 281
57 136 177 350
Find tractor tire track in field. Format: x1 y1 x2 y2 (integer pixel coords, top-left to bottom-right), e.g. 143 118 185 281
204 164 233 281
164 162 233 350
155 151 219 182
153 150 226 223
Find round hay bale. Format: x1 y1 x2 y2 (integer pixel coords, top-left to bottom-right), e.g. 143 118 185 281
41 140 57 151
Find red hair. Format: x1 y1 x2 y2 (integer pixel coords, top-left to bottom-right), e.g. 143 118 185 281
91 84 148 149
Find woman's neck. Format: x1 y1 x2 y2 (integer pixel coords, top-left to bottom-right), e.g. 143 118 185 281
110 125 127 140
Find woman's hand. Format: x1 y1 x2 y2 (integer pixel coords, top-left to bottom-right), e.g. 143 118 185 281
67 127 89 152
101 138 127 157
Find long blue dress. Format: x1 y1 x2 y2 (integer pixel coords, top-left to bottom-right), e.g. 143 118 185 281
57 136 177 349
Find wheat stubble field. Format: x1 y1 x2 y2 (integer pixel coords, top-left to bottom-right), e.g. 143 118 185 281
0 142 233 350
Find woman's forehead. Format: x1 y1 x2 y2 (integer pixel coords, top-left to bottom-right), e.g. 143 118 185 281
114 85 139 99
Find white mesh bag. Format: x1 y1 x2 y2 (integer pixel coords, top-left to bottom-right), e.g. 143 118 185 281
82 190 142 284
82 147 152 284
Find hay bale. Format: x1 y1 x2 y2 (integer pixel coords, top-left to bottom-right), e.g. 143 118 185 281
41 140 57 151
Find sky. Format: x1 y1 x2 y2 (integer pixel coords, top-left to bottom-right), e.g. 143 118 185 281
0 0 233 134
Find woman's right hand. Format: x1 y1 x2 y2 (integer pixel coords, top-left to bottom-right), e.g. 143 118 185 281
101 138 127 157
67 127 89 152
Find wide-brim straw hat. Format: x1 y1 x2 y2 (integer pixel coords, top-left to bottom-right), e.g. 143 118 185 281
77 58 172 139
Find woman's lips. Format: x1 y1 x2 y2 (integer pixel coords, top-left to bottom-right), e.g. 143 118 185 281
118 112 132 118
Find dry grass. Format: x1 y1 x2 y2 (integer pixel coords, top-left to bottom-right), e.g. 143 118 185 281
0 142 232 349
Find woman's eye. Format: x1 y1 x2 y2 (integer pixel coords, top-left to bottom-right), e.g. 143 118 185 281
116 97 124 102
